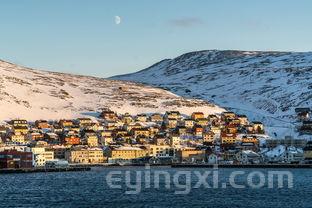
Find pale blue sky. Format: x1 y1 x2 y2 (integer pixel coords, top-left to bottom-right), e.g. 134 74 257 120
0 0 311 77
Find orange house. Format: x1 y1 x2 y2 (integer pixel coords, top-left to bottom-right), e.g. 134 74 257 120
242 136 259 144
191 112 205 121
63 136 80 145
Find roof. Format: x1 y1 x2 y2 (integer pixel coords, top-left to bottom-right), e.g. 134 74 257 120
113 146 144 151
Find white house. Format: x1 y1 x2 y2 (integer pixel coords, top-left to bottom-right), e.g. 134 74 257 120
236 150 261 164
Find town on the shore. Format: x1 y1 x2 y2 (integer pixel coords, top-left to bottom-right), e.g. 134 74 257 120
1 108 312 169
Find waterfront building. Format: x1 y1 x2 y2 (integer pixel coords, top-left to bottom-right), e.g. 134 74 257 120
0 149 33 169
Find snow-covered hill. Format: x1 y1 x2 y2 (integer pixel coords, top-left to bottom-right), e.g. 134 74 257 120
0 60 223 121
112 50 312 138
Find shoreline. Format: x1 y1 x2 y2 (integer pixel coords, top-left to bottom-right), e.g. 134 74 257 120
2 163 312 174
0 167 91 174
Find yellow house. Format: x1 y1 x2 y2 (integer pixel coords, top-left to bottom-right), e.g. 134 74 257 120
131 128 150 138
86 135 98 147
252 122 265 133
122 113 133 124
13 126 29 135
165 111 181 120
196 118 209 126
66 147 104 164
191 112 205 121
101 136 113 146
167 119 178 129
221 133 237 144
184 119 195 128
150 113 163 122
59 119 73 128
106 146 148 160
78 118 93 127
222 112 236 121
145 144 172 157
136 114 148 122
10 133 27 144
203 131 215 143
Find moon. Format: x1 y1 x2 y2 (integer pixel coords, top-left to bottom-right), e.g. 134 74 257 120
115 16 121 25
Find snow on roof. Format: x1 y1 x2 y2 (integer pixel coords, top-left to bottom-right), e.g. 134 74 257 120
114 146 144 151
265 145 285 158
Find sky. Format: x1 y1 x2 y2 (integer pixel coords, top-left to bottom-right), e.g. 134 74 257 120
0 0 312 77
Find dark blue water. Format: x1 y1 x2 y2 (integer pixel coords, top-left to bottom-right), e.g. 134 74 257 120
0 167 311 208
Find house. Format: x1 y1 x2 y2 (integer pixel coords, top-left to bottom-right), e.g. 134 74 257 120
66 147 104 164
241 135 259 145
196 118 209 127
166 119 178 129
237 115 249 125
184 119 195 128
85 134 98 147
150 113 163 123
221 133 236 144
165 111 181 120
236 150 261 164
176 148 206 163
203 131 215 144
136 114 148 122
100 110 117 121
62 135 80 145
77 118 93 127
101 136 114 146
224 125 237 134
193 125 204 137
131 128 150 138
10 133 27 144
176 126 187 136
105 146 148 162
35 120 50 129
263 145 286 163
10 119 28 128
45 159 69 168
59 119 73 128
44 133 60 143
52 145 69 159
31 147 54 167
295 108 310 121
207 153 218 164
13 126 29 135
153 134 168 145
121 113 133 124
208 114 219 124
221 112 236 121
170 135 181 147
146 144 173 158
191 112 204 121
252 122 265 134
284 147 304 163
27 132 44 141
210 126 221 135
0 150 33 169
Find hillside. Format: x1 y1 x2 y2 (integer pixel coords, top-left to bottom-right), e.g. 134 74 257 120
112 50 312 138
0 60 223 121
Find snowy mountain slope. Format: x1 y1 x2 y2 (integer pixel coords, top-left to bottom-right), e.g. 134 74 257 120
0 60 223 121
111 50 312 138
